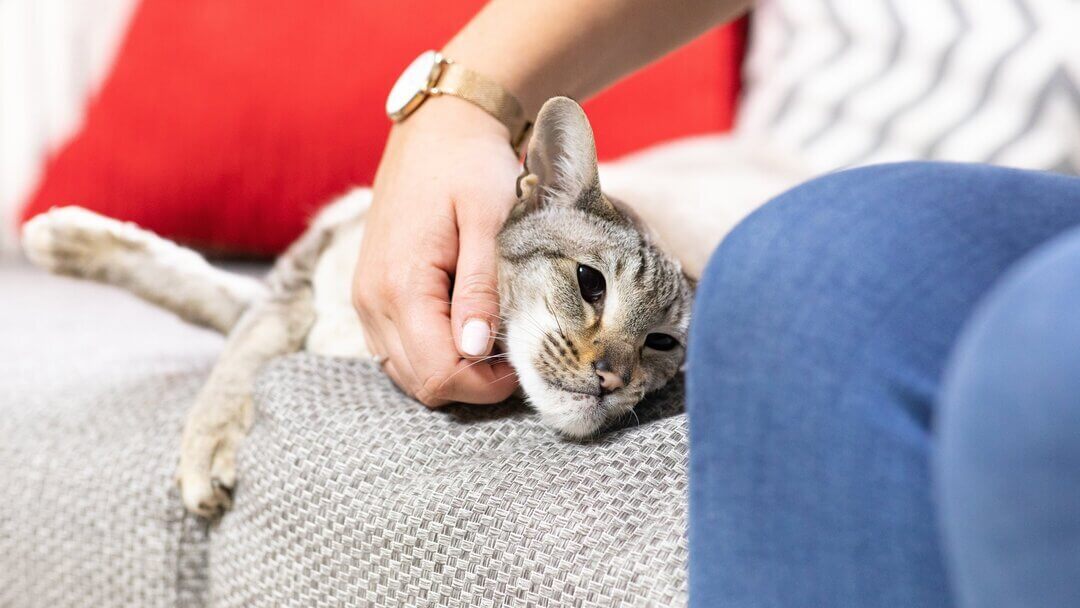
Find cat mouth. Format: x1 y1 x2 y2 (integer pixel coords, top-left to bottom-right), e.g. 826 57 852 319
539 375 643 410
554 384 632 413
544 378 603 400
529 378 640 439
564 390 603 405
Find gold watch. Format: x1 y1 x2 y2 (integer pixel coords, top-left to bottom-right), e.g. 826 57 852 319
385 50 532 154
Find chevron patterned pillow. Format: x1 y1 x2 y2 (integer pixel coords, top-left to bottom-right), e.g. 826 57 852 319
737 0 1080 174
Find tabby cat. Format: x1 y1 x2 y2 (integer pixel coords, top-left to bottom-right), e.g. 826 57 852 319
22 97 693 518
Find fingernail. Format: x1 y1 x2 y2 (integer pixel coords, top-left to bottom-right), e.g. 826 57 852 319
461 319 490 357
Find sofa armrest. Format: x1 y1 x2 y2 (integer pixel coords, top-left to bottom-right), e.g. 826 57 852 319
209 354 689 607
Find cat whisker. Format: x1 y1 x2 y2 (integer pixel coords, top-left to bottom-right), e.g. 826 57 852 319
506 306 551 341
423 298 551 344
486 370 519 386
494 309 549 342
543 299 567 340
427 300 510 324
436 353 511 393
426 297 557 343
492 324 544 342
429 299 548 338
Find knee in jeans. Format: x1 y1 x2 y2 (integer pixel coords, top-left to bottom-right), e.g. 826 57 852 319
698 163 947 313
697 162 1018 311
940 226 1080 463
936 229 1080 606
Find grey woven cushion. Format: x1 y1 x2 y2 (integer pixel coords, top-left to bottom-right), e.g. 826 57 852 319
211 355 689 607
0 262 689 607
0 263 220 607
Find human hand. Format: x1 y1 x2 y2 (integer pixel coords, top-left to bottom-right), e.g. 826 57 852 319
352 95 520 406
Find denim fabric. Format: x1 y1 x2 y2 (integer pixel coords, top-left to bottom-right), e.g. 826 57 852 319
686 162 1080 607
938 227 1080 608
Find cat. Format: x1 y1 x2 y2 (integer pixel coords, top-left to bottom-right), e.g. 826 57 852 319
21 97 694 518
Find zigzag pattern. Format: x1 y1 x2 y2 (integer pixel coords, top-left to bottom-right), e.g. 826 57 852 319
738 0 1080 174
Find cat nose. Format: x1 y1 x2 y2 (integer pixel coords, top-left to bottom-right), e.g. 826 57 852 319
595 359 625 393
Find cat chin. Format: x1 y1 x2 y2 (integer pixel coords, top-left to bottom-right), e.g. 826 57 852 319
507 355 590 437
510 356 633 439
503 318 635 438
535 389 640 440
536 393 608 439
544 413 603 440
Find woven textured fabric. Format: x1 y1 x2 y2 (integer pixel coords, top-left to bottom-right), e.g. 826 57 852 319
0 263 221 608
210 354 689 607
0 373 209 607
1 263 689 606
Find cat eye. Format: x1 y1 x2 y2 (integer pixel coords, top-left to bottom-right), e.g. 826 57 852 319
576 264 606 304
644 333 679 351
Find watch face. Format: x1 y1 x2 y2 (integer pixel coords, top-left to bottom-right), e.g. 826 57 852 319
386 51 440 121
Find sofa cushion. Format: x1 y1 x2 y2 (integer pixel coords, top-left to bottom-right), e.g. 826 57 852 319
0 263 221 607
0 262 690 606
210 354 689 607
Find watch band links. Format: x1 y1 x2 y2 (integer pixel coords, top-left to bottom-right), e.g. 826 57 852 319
432 61 533 155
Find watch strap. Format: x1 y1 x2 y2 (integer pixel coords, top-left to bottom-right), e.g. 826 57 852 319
433 61 532 154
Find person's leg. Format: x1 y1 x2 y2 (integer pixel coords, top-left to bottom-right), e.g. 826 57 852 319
686 162 1080 607
937 227 1080 607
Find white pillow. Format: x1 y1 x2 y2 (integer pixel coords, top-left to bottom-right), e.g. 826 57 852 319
737 0 1080 174
0 0 137 256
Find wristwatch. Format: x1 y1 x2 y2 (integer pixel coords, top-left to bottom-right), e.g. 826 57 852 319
385 50 532 155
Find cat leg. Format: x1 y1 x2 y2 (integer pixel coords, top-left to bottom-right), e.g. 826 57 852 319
176 200 343 517
22 206 265 333
177 288 315 517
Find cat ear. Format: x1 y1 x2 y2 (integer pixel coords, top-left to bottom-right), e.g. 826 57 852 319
519 97 606 213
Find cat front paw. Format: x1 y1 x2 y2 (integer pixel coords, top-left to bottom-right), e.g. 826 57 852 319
177 428 240 519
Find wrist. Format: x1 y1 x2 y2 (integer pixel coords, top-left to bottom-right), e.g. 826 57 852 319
438 48 541 120
384 48 533 154
396 94 513 143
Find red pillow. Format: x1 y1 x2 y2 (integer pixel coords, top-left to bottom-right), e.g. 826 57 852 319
22 0 744 255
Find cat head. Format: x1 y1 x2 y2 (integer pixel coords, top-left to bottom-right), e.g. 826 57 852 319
496 97 693 438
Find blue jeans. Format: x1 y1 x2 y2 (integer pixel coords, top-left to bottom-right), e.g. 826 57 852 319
687 162 1080 607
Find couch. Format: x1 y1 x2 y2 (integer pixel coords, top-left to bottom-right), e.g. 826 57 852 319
0 261 690 607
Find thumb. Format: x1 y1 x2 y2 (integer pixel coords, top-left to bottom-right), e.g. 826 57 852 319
451 225 502 359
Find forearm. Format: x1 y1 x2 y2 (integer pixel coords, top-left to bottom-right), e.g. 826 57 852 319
442 0 751 118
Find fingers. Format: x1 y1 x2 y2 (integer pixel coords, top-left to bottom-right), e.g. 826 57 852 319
370 321 450 408
357 260 517 406
397 284 518 405
350 114 521 407
451 221 503 360
353 261 437 405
